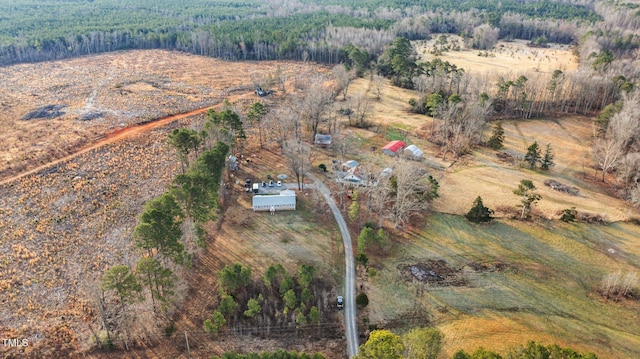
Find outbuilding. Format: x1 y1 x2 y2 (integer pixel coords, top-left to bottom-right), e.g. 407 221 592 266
381 140 406 156
314 134 332 147
404 144 423 160
227 155 238 171
252 190 296 211
342 160 359 170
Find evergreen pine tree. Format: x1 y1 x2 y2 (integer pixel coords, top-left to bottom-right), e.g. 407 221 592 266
524 141 541 169
560 207 577 222
465 196 493 223
540 143 555 170
487 122 505 149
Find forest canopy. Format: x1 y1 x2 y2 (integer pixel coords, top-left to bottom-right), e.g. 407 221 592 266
0 0 600 65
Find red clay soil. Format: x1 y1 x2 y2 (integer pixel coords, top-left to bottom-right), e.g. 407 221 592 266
0 94 247 187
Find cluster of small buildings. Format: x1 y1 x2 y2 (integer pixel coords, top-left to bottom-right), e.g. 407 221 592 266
246 139 422 210
336 140 423 187
381 140 423 160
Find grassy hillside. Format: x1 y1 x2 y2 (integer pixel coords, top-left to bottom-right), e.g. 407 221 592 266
363 214 640 358
342 41 640 357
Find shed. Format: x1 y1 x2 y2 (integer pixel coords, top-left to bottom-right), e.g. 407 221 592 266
314 134 332 147
342 160 359 169
252 190 296 211
404 144 423 160
381 140 406 156
227 155 238 171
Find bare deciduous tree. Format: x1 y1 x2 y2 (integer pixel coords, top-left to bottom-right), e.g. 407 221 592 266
364 171 391 228
630 184 640 208
437 97 490 160
607 92 640 151
412 74 430 95
332 64 351 100
387 160 437 228
332 125 356 162
594 92 640 185
284 140 312 190
593 136 624 183
273 65 289 92
297 75 336 142
265 102 298 152
618 152 640 193
90 285 113 348
372 74 385 100
349 91 372 128
471 24 499 50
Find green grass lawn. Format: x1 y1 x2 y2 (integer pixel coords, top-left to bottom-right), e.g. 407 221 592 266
231 194 344 284
365 212 640 358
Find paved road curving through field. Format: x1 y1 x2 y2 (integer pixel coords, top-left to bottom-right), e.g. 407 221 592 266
306 173 358 358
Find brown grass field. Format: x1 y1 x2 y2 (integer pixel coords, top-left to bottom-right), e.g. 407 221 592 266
1 43 640 359
414 36 579 75
343 40 640 358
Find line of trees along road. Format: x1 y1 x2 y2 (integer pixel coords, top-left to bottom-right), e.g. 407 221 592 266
0 0 600 66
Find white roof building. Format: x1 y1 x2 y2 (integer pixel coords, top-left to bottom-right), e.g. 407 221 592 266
343 174 363 184
342 160 359 169
252 190 296 211
404 144 423 160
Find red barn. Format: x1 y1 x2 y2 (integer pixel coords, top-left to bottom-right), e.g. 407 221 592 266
381 140 406 156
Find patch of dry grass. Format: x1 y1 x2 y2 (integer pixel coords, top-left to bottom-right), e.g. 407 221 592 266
341 56 640 358
433 117 633 222
439 314 581 357
414 36 578 76
364 213 640 359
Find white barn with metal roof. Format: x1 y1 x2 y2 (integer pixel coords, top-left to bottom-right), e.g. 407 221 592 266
252 190 297 211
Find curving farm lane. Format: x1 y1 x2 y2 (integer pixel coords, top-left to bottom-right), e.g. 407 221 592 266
307 173 359 358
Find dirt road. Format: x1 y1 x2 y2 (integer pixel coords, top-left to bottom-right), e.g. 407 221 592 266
307 173 359 358
0 92 252 187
